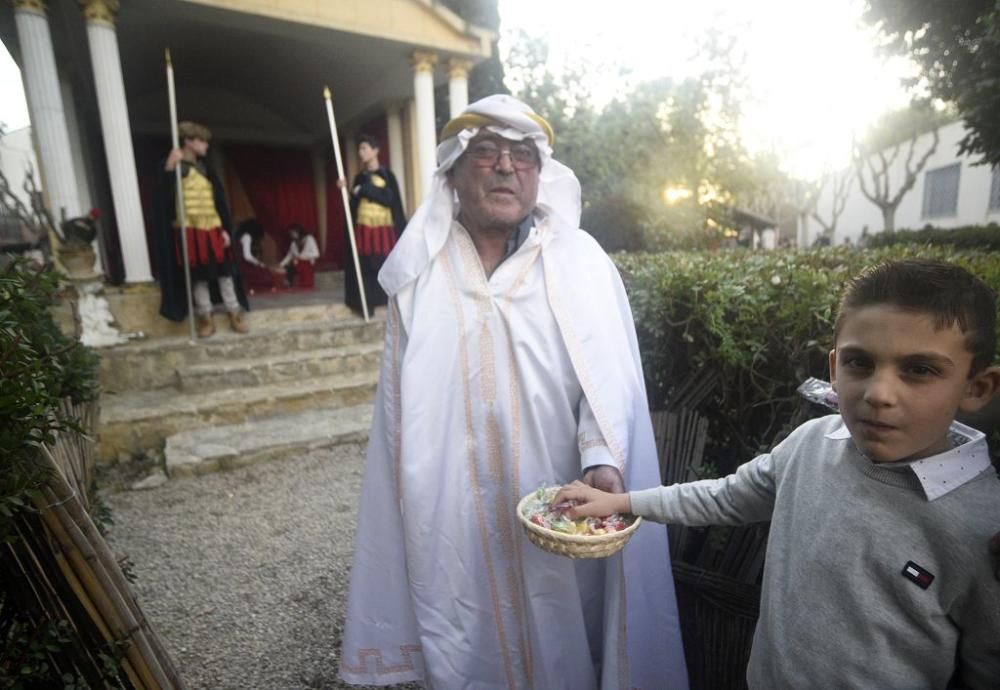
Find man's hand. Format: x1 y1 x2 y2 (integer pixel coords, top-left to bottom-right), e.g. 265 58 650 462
552 480 630 520
582 464 625 494
335 177 346 189
991 530 1000 582
164 148 183 172
221 230 231 248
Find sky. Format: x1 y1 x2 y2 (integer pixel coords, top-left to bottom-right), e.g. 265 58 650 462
0 1 916 179
0 42 29 132
498 0 918 179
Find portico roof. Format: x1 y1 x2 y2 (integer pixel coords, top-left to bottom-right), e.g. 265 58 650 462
0 0 495 145
123 0 493 143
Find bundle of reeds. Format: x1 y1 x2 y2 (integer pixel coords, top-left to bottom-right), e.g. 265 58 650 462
1 398 185 689
650 366 768 690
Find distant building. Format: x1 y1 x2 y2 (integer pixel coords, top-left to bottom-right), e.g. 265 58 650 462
803 120 1000 247
0 124 38 206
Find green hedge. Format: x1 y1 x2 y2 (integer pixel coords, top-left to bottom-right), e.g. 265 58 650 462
0 259 102 688
1 259 98 535
616 246 1000 473
868 223 1000 250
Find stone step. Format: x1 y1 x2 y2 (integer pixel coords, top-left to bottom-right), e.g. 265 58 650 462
165 403 372 478
98 370 378 462
99 316 384 393
175 342 383 392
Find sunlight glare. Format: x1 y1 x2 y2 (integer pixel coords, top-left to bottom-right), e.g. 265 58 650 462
499 0 916 180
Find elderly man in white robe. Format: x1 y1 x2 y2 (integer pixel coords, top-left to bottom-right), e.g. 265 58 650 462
339 94 688 690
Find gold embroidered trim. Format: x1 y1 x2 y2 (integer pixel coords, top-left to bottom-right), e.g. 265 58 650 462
485 412 504 485
441 246 518 690
579 438 608 452
498 247 541 686
340 644 422 675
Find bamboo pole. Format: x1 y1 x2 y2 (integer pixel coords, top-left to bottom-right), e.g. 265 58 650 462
36 490 162 689
37 529 141 688
5 540 102 686
324 86 369 322
39 447 183 688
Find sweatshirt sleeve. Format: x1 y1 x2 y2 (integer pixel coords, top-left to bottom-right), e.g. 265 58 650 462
629 451 777 526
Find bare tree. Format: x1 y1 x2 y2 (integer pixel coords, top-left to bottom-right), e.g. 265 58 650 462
852 107 944 232
808 170 853 244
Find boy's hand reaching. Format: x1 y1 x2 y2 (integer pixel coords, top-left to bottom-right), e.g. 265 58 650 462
551 481 631 520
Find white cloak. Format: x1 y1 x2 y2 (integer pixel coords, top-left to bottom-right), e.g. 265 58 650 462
339 214 688 689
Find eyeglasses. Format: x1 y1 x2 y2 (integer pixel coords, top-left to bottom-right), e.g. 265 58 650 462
466 139 540 170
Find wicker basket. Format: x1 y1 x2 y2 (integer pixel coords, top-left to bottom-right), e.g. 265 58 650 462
516 492 643 559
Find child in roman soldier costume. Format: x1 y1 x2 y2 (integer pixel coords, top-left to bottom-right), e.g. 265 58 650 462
155 121 249 337
343 134 406 314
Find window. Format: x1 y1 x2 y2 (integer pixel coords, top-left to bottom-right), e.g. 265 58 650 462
990 167 1000 212
922 163 961 218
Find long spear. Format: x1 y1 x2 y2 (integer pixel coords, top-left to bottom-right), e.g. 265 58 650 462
166 48 196 343
324 86 369 323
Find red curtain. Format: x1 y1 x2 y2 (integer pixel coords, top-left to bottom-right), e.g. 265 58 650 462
324 154 347 269
225 145 318 259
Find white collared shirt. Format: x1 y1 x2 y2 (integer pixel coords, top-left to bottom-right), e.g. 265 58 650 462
825 418 992 501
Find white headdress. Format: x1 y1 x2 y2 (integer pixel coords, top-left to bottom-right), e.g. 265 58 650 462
378 94 582 296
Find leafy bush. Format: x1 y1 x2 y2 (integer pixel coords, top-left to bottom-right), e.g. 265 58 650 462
868 223 1000 250
0 259 102 687
1 260 99 534
617 245 1000 473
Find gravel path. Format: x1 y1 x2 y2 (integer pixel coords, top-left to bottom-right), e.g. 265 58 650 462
101 443 418 690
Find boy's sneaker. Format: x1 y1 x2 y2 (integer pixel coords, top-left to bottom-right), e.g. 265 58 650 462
228 310 249 334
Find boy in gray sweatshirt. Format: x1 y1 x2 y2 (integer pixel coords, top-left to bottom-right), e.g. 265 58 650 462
556 259 1000 689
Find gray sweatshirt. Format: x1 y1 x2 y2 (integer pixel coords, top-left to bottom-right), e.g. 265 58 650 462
630 414 1000 690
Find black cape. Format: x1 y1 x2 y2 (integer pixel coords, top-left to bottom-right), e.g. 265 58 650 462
153 159 249 322
345 167 407 313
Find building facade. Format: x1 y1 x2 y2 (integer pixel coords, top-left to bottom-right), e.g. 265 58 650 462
803 120 1000 247
0 0 495 284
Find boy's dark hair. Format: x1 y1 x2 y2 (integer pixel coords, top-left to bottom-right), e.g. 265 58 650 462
835 259 997 373
178 121 211 144
359 134 380 150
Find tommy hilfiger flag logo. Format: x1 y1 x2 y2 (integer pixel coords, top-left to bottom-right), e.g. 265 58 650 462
902 561 935 589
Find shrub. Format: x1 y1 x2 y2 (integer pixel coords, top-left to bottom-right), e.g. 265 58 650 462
0 258 103 687
616 245 1000 473
868 223 1000 250
1 260 99 535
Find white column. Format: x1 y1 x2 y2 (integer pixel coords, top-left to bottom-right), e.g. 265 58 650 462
411 50 437 201
386 104 407 214
80 0 152 282
405 98 421 206
13 0 84 222
448 58 472 118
